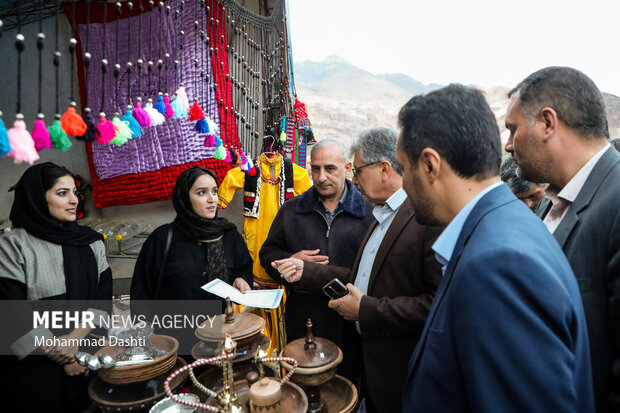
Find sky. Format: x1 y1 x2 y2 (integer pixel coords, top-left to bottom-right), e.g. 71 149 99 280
288 0 620 96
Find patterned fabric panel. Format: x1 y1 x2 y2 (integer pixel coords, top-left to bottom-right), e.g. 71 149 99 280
78 0 220 180
85 146 232 209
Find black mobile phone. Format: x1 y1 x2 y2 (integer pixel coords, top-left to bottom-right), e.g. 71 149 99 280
322 278 349 300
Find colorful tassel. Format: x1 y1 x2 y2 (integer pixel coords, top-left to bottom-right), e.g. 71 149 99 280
31 117 51 151
144 99 165 126
239 149 248 166
110 115 132 146
132 100 151 128
215 135 223 147
153 95 166 115
279 130 287 143
0 115 11 156
230 148 240 165
7 118 39 164
194 117 210 133
163 95 175 118
188 100 204 121
79 109 99 142
121 108 143 138
176 85 190 111
203 134 216 147
170 97 188 119
244 158 256 175
96 114 117 144
206 118 219 136
60 106 87 136
224 147 232 163
214 145 226 160
48 118 73 151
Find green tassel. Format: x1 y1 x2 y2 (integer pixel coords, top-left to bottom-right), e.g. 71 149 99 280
280 131 287 143
110 115 132 146
48 119 72 151
214 145 227 160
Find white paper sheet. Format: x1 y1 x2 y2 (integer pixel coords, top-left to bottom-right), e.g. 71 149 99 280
201 278 283 309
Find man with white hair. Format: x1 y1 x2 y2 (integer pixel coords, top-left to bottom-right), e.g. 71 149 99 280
260 139 374 361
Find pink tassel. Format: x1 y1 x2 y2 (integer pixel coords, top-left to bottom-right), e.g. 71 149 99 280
96 114 118 144
203 134 216 147
224 147 232 163
31 117 52 151
132 100 151 128
176 85 190 111
163 95 175 118
239 149 248 165
7 118 39 164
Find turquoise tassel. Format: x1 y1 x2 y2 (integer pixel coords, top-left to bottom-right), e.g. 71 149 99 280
122 109 143 138
170 97 188 119
0 116 10 156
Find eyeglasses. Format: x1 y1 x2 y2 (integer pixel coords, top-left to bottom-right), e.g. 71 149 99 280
352 161 380 177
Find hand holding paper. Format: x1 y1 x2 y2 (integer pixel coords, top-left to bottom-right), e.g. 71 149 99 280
202 279 283 309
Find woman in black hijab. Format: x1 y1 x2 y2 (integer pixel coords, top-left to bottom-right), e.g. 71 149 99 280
131 166 253 300
0 162 112 412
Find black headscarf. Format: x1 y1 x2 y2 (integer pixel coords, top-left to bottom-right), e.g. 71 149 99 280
171 167 236 241
10 162 101 247
172 167 236 283
9 162 103 299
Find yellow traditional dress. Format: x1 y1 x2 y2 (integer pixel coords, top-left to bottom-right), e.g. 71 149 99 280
218 153 311 353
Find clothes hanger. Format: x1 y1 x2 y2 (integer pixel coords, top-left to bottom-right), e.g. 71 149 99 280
262 134 278 159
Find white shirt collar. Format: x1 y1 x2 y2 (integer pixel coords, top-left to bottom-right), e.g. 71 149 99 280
546 144 611 205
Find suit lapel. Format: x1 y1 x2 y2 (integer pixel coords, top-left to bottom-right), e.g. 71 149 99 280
350 219 378 279
553 147 619 248
367 201 414 293
406 184 517 379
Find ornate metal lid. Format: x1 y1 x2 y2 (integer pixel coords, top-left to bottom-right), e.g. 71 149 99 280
282 319 339 369
195 298 265 342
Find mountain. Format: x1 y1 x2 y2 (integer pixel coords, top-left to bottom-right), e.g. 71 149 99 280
295 55 413 104
377 73 442 96
293 56 620 147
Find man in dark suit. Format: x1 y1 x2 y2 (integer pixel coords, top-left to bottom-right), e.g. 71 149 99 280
399 84 594 412
505 66 620 412
272 126 443 413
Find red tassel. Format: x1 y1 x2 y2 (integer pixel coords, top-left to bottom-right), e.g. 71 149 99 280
189 101 204 121
61 106 88 136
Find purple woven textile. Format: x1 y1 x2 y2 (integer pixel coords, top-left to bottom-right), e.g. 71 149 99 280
79 0 219 180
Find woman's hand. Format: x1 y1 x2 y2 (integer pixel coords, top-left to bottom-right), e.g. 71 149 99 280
43 335 80 365
64 361 88 377
233 277 252 294
43 325 93 365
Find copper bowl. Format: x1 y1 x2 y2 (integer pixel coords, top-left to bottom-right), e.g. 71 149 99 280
96 334 179 385
203 379 308 412
89 357 188 412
